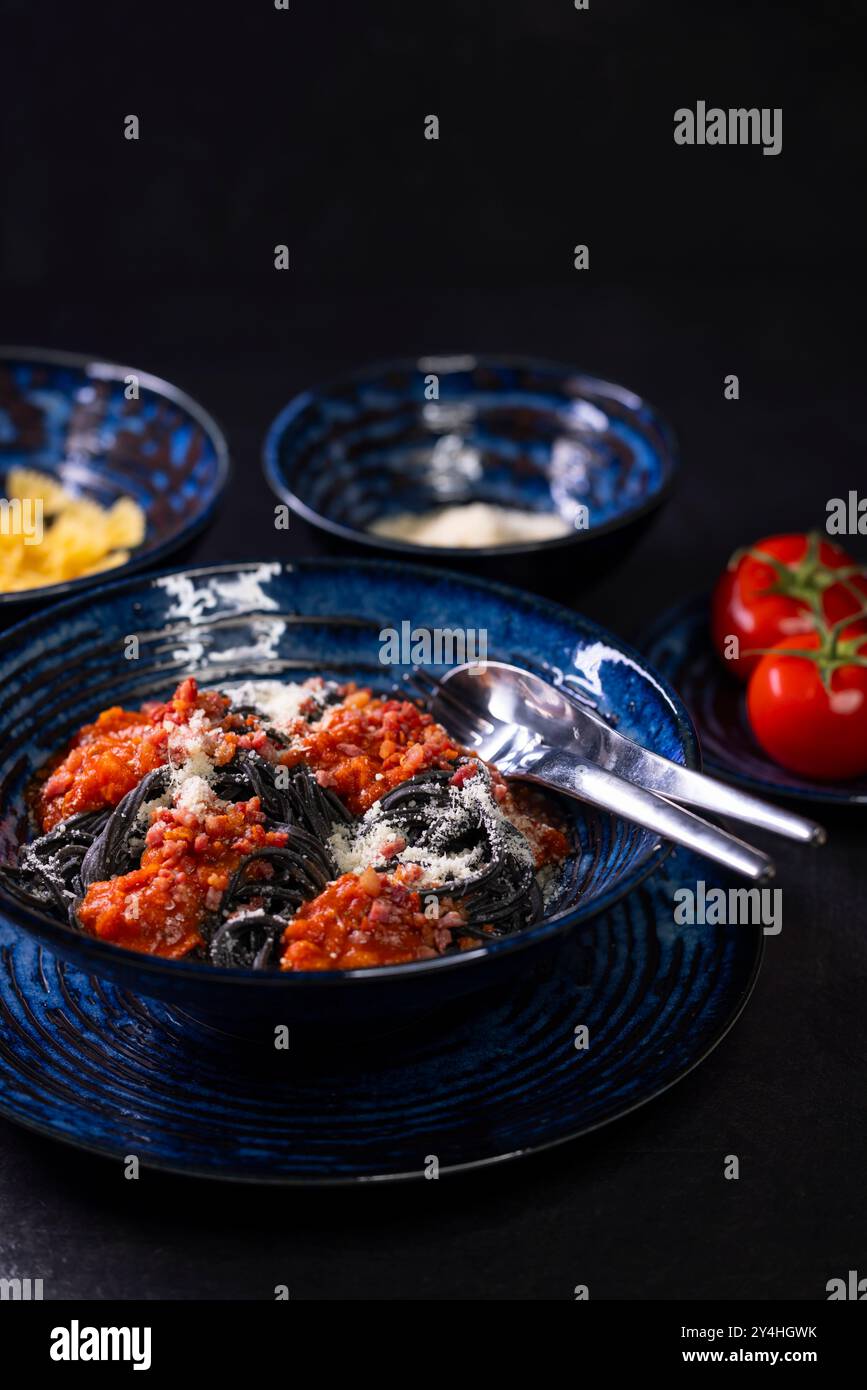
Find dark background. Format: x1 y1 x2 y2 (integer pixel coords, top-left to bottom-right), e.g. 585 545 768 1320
1 0 864 1300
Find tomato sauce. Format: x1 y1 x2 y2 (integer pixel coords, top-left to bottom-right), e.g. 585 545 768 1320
499 785 570 867
37 678 267 832
280 866 465 970
280 691 462 815
37 708 163 831
78 795 288 959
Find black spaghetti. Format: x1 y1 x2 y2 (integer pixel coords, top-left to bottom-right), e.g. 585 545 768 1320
2 677 568 971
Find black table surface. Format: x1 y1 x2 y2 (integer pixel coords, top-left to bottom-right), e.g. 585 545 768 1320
0 275 864 1300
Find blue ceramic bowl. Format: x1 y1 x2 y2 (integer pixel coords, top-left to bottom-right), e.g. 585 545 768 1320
263 356 677 586
0 347 230 608
0 560 697 1029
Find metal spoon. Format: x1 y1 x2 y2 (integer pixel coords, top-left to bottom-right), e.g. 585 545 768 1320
436 662 825 844
407 664 820 882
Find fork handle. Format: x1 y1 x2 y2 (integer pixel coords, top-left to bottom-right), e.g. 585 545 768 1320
520 748 775 882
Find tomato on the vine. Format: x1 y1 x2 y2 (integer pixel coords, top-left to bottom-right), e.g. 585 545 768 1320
711 532 867 681
746 624 867 780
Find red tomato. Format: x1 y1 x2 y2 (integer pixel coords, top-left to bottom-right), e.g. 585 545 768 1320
746 629 867 780
711 533 867 680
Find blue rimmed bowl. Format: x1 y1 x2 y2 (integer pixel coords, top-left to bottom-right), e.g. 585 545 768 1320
263 356 677 594
0 559 697 1030
0 347 230 610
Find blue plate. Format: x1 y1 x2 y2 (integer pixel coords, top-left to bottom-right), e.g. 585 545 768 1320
0 347 230 608
263 356 677 577
644 596 867 806
0 560 696 1029
0 844 762 1182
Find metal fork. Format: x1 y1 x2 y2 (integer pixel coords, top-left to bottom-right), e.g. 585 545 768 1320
433 660 825 844
407 666 781 882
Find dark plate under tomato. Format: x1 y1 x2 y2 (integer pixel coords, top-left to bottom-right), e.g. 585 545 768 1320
644 596 867 806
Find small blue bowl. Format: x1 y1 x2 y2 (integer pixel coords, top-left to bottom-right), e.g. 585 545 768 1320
263 356 677 591
0 560 697 1031
0 347 230 609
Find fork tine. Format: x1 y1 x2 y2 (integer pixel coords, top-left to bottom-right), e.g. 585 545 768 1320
404 667 439 702
403 669 441 711
405 670 474 729
404 670 461 724
408 666 496 736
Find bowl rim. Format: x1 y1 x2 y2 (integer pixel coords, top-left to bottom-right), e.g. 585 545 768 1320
0 344 232 607
262 353 679 559
0 556 700 990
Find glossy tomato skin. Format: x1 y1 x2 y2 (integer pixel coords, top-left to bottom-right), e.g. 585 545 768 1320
746 633 867 780
711 534 867 681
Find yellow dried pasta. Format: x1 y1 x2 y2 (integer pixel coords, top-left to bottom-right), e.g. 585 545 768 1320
0 468 146 592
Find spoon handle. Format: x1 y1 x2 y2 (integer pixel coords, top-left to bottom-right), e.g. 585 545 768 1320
568 706 825 844
518 747 775 882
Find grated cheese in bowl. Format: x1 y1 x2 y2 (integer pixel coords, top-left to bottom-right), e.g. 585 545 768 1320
367 502 573 549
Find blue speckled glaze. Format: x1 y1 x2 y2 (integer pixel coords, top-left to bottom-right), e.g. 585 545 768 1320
645 596 867 806
263 357 677 559
0 347 230 607
0 844 762 1181
0 560 698 1029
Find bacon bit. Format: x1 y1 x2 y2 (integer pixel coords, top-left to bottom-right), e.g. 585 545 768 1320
402 743 426 773
378 837 407 858
367 896 395 924
238 729 269 751
449 762 482 788
438 911 465 928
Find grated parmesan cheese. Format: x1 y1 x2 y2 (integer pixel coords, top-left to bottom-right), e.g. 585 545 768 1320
166 709 218 792
221 678 334 732
133 794 171 835
327 767 533 889
536 860 564 909
368 502 573 549
174 775 218 819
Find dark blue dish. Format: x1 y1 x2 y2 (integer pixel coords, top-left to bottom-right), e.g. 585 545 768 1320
263 357 677 593
0 844 762 1183
0 560 697 1030
0 347 230 609
644 596 867 806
